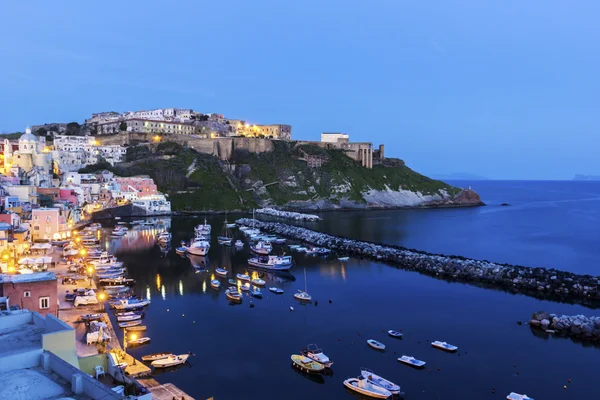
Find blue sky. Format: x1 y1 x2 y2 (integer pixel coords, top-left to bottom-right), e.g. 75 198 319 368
1 0 598 179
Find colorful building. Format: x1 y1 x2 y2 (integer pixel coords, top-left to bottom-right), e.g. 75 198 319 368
0 272 58 316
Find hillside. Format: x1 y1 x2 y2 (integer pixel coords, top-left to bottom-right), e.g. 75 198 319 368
81 141 483 211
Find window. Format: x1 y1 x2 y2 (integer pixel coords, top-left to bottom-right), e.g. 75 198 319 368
39 296 50 309
24 291 31 298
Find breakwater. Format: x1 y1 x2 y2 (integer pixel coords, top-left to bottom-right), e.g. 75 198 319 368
237 218 600 306
255 208 321 221
530 311 600 342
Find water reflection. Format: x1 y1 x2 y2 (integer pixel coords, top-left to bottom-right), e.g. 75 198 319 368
161 285 166 300
178 280 184 296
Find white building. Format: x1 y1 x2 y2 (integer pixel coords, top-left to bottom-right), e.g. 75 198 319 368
95 145 126 165
53 135 95 152
321 133 349 143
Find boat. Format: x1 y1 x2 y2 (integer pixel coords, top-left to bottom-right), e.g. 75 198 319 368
118 320 142 329
274 238 286 244
338 256 350 262
306 247 330 256
288 245 300 249
115 311 144 317
184 237 210 256
431 341 458 352
113 299 151 310
240 283 250 292
388 330 403 338
228 279 237 285
250 241 272 255
343 377 392 399
367 339 385 350
398 355 426 368
195 219 211 236
80 313 103 322
217 219 233 245
234 240 244 248
251 278 266 286
225 286 242 302
360 368 401 395
151 354 190 368
507 393 534 400
142 352 174 362
99 278 135 286
269 287 284 294
236 273 250 281
127 325 147 332
175 247 187 255
127 337 151 346
117 314 142 322
210 279 221 290
215 268 228 277
290 354 324 374
251 289 262 298
50 239 69 246
295 247 307 253
301 344 333 368
248 255 293 271
293 268 312 302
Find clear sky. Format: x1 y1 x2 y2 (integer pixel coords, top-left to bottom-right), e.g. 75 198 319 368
1 1 598 179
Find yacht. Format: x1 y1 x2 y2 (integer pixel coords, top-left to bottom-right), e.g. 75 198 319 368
185 236 210 256
250 241 272 255
301 344 333 368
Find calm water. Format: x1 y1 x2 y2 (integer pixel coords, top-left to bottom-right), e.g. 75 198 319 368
104 181 599 400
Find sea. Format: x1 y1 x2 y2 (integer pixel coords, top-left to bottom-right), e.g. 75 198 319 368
104 180 600 400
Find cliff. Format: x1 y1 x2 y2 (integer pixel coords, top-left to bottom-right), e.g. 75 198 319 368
83 141 484 211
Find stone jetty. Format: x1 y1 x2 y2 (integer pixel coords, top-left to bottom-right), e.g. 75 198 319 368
255 208 321 221
237 218 600 305
530 311 600 341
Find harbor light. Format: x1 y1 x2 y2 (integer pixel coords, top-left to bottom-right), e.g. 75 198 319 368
2 254 8 260
153 135 161 142
8 266 15 273
130 333 137 341
75 237 81 243
80 249 87 256
98 293 106 301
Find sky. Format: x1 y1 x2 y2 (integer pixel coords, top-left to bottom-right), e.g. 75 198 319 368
0 0 598 180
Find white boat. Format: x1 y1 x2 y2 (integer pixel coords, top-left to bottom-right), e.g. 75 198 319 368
240 283 250 292
269 287 283 294
236 273 250 281
295 247 307 253
195 219 211 236
507 393 534 400
250 241 272 255
225 286 242 302
306 247 330 256
251 278 266 286
293 268 312 302
113 299 150 310
185 237 210 256
367 339 385 350
226 223 237 228
142 352 174 362
274 238 286 244
127 337 151 346
388 330 403 338
431 341 458 352
117 314 142 322
248 255 293 271
210 279 221 290
218 219 233 245
118 320 142 328
234 240 244 248
251 288 262 298
151 354 190 368
398 355 426 368
157 232 171 243
360 368 401 395
343 377 392 399
338 256 350 262
288 245 300 249
302 344 333 368
215 268 228 277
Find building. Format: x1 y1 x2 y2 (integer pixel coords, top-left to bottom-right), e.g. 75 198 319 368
321 132 349 143
95 145 126 165
53 135 96 151
115 177 158 196
313 132 376 168
1 128 53 187
0 272 57 316
31 208 67 242
5 184 37 204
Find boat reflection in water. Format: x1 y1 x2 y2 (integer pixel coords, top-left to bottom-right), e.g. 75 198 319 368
290 364 325 385
187 254 210 271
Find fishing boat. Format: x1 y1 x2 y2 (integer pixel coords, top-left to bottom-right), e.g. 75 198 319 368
301 344 333 368
225 286 242 302
251 288 262 298
251 278 265 286
99 278 135 286
184 236 210 256
360 368 401 395
210 279 221 290
234 240 244 248
117 314 142 322
127 325 147 332
398 355 426 368
294 268 312 302
175 246 187 255
388 330 403 338
367 339 385 350
269 287 284 294
343 377 392 399
250 241 272 255
195 219 211 236
115 311 144 317
228 279 237 285
236 273 250 281
431 341 458 352
127 337 151 347
338 256 350 262
215 268 228 277
80 313 103 322
306 247 330 256
151 354 190 368
217 219 233 246
507 393 534 400
290 354 324 374
142 352 174 362
240 283 250 292
248 255 293 271
118 320 142 329
113 299 151 310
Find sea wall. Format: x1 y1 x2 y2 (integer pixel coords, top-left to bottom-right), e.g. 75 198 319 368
530 311 600 342
255 208 321 221
236 218 600 305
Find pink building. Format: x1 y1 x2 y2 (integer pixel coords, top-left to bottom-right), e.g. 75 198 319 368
59 189 79 206
115 177 158 196
31 208 67 241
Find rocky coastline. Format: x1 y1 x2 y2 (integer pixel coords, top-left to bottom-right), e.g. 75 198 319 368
255 208 321 221
237 218 600 306
529 311 600 342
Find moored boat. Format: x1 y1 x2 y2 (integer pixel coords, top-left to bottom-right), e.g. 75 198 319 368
225 286 242 302
269 287 284 294
116 314 142 322
250 241 272 255
251 278 265 286
142 352 174 362
431 341 458 352
398 355 426 368
127 337 151 346
127 325 147 332
343 377 391 399
293 268 311 302
248 255 293 271
210 279 221 290
240 283 250 292
234 240 244 248
388 330 403 338
360 368 401 395
215 268 228 277
236 273 250 281
113 298 150 310
507 393 534 400
251 288 262 298
367 339 385 350
80 313 103 322
290 354 324 374
185 237 210 256
151 354 190 368
118 320 142 329
338 256 350 262
301 344 333 368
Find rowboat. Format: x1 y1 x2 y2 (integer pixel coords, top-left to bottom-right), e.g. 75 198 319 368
240 283 250 292
338 257 350 261
301 344 333 368
360 368 401 395
388 330 403 338
127 337 151 346
251 289 262 298
398 355 426 368
269 287 283 294
236 273 250 281
251 278 265 286
215 268 228 277
116 314 142 322
80 313 103 322
367 339 385 350
127 325 147 332
343 377 391 399
225 287 242 303
142 352 174 362
507 393 534 400
210 279 221 290
431 341 458 352
290 354 324 374
113 299 150 310
151 354 190 368
228 279 237 285
118 320 142 329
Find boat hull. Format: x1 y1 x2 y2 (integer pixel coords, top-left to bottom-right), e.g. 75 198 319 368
343 378 391 399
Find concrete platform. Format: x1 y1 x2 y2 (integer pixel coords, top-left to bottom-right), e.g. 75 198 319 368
139 380 196 400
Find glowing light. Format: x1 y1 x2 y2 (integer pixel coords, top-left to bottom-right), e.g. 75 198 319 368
153 135 161 142
75 237 81 243
146 286 151 301
8 266 15 273
2 254 8 260
161 285 166 300
23 243 29 249
202 280 206 294
98 293 106 301
178 280 183 296
130 333 138 341
156 274 161 291
87 266 93 274
80 249 87 256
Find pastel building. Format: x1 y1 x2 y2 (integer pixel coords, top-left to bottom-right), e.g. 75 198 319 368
115 177 157 196
0 272 58 316
31 208 68 241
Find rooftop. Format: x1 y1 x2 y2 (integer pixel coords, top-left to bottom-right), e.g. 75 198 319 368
0 367 91 400
0 272 57 284
0 320 43 357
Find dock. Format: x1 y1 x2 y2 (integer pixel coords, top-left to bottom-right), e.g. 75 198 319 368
137 378 196 400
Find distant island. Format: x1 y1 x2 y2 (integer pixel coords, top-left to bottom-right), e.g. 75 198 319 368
431 172 488 181
573 174 600 181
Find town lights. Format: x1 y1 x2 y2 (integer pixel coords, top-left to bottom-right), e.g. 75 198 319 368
75 237 81 243
8 266 15 273
98 293 106 301
130 334 137 341
2 254 9 260
87 266 93 274
80 249 87 256
153 135 161 142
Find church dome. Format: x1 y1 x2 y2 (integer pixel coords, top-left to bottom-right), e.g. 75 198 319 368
20 126 38 142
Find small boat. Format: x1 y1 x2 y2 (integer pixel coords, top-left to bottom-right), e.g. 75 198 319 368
115 311 144 317
210 279 221 290
225 286 242 302
236 273 250 281
157 232 171 243
99 278 135 286
288 245 300 249
113 299 151 310
234 240 244 248
361 368 401 395
118 320 142 329
301 344 333 368
337 256 350 262
142 352 174 362
293 269 311 302
398 355 426 368
175 247 187 255
127 337 151 347
431 341 458 352
127 325 147 332
290 354 324 374
50 239 69 246
151 354 190 368
228 279 237 285
215 268 228 277
117 314 142 322
195 218 211 236
343 377 392 399
185 237 210 256
80 313 103 322
250 241 272 255
295 247 307 253
507 393 534 400
251 289 262 298
274 238 286 244
306 247 330 256
269 287 284 294
251 278 265 286
248 255 293 271
367 339 385 350
240 283 250 292
226 223 237 228
388 330 403 338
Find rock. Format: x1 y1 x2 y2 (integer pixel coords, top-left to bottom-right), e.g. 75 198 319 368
500 203 511 206
529 319 541 326
532 311 550 321
541 319 550 327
